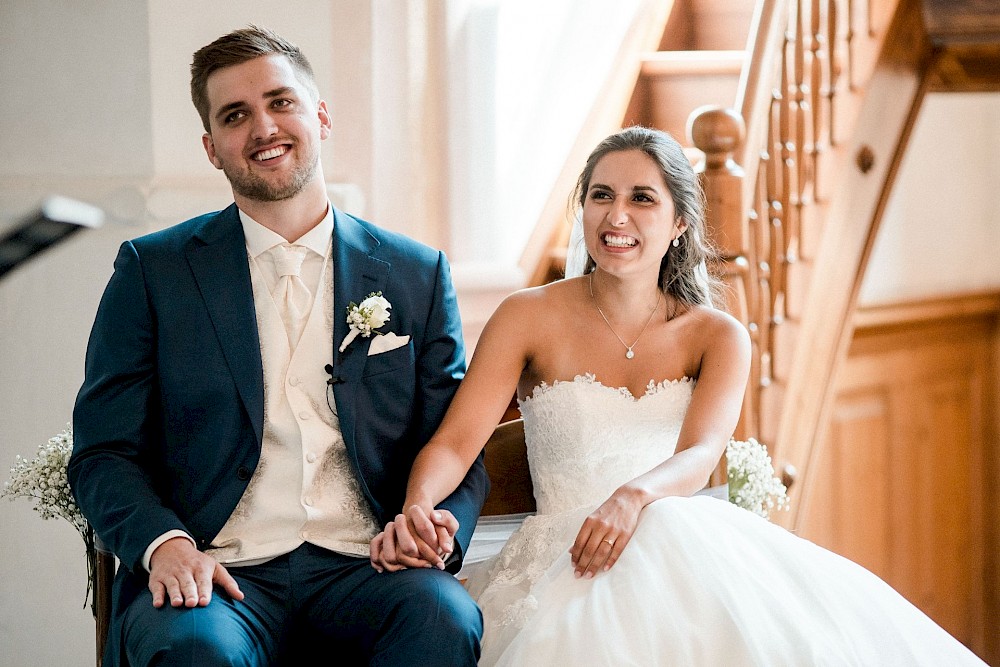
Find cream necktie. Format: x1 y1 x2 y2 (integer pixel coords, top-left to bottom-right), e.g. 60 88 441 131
270 244 312 347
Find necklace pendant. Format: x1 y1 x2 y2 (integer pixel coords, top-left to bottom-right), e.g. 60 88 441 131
625 348 635 359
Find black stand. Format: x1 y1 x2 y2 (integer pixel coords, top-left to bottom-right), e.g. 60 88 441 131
0 196 104 279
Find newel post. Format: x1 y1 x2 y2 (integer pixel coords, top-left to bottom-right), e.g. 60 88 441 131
687 106 755 444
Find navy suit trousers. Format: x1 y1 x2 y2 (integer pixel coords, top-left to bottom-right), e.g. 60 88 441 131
122 543 482 666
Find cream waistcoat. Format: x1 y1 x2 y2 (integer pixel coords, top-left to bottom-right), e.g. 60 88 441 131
207 240 380 565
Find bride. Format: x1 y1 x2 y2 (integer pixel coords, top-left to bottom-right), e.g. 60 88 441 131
370 126 986 666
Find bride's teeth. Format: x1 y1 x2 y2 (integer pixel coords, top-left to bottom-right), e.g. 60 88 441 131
604 234 636 248
254 146 286 161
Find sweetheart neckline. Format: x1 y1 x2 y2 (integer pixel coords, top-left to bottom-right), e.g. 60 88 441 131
521 372 694 404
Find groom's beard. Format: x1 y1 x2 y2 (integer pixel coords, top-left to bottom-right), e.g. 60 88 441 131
222 145 320 202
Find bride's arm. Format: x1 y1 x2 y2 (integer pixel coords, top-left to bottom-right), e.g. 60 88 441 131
570 310 751 578
371 293 534 571
633 309 751 499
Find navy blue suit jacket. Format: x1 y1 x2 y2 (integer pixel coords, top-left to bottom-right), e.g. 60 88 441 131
69 204 488 664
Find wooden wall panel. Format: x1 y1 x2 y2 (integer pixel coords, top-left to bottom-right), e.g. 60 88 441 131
794 294 996 659
806 391 893 574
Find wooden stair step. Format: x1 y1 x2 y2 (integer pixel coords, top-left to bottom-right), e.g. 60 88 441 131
641 50 747 75
626 51 745 144
661 0 758 51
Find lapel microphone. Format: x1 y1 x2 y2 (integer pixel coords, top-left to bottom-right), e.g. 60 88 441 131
324 364 345 386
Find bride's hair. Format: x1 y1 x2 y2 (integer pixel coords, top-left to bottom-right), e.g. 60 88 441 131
570 126 722 309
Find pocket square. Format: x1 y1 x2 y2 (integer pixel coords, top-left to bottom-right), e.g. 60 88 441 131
368 332 410 356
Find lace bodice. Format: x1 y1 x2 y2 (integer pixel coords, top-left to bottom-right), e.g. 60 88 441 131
518 374 694 515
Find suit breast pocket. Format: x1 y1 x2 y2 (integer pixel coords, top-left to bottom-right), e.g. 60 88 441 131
362 340 415 378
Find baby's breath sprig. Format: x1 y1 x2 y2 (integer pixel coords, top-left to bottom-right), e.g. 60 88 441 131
727 437 789 519
4 425 96 607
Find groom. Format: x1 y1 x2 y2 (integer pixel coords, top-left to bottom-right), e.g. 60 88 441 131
69 26 486 666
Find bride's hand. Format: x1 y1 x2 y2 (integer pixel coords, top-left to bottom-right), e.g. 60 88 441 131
400 504 458 570
569 488 644 578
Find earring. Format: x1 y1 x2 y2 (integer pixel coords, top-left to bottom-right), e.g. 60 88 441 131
672 237 680 248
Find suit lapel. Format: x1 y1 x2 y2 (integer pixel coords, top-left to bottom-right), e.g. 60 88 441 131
330 209 390 452
186 204 264 445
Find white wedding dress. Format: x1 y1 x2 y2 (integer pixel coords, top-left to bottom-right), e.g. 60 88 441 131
466 374 986 666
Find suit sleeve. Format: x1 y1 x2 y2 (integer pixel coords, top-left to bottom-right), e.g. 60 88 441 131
69 241 189 573
416 252 490 571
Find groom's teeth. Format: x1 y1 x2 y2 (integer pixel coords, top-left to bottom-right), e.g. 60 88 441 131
254 146 287 161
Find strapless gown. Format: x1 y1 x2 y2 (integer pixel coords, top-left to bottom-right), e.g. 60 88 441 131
466 374 986 666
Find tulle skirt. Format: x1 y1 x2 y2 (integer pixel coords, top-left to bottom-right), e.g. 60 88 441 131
467 495 985 666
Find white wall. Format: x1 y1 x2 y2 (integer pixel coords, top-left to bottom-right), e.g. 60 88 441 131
442 0 653 347
0 1 154 180
859 93 1000 304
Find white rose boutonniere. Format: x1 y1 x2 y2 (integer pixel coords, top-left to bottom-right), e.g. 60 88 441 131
339 291 392 352
727 437 789 519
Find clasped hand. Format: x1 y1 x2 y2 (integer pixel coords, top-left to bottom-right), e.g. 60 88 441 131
370 505 458 573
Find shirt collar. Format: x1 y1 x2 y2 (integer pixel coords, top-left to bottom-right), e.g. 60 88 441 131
239 204 334 259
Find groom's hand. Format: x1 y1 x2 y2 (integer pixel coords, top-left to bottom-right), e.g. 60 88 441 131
148 536 243 608
370 507 458 572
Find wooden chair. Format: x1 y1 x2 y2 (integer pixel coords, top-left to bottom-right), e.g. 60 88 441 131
480 418 535 516
91 533 115 667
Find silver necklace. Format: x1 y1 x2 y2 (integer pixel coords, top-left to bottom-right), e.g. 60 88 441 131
589 272 661 359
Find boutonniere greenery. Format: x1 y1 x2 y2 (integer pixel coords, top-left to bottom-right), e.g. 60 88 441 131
338 291 392 352
3 425 96 606
727 437 789 519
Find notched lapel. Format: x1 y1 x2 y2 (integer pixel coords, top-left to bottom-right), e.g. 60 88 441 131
330 210 390 459
186 205 264 445
330 210 391 379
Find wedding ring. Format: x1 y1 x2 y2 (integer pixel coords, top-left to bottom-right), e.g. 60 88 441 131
603 538 615 547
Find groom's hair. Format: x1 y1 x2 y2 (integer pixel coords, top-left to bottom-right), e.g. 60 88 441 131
190 25 319 133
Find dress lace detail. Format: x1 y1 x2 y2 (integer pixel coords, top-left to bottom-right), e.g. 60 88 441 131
519 373 693 516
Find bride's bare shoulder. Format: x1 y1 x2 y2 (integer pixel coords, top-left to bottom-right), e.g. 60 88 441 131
493 277 585 318
476 279 585 351
681 304 751 353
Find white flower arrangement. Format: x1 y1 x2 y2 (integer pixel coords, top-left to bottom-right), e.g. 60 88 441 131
727 437 789 519
338 291 392 352
3 425 96 606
